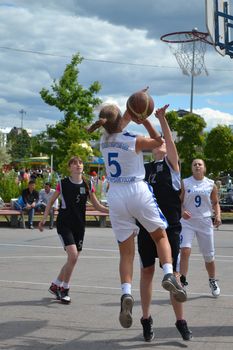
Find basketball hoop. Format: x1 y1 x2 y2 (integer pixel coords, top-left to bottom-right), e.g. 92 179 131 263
161 29 212 76
161 29 212 113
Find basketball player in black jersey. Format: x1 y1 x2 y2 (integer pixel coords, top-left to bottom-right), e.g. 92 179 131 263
38 156 108 304
137 110 192 342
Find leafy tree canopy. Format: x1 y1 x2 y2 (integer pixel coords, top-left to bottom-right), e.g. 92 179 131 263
39 53 102 172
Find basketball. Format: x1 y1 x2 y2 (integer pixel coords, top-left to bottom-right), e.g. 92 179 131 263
126 90 154 121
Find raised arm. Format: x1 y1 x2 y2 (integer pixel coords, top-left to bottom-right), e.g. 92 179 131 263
156 105 179 172
135 115 164 152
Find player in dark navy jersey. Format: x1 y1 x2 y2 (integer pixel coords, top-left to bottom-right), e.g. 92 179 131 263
38 156 108 304
137 110 192 342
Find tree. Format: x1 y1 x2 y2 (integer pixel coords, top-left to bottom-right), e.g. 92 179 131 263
7 128 31 160
204 125 233 176
165 111 179 131
40 53 102 171
176 113 207 177
0 146 11 168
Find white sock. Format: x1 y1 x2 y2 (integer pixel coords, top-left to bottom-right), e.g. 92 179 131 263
121 283 131 295
162 263 173 275
63 282 70 289
53 278 63 287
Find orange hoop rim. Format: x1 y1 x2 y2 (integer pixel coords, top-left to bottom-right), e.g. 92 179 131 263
160 30 213 45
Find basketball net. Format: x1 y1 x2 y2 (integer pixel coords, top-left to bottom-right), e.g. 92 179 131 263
166 32 209 76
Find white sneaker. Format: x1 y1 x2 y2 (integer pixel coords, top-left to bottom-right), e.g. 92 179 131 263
209 278 220 297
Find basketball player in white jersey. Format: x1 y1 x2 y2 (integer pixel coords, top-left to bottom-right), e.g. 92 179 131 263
88 102 187 329
179 159 221 297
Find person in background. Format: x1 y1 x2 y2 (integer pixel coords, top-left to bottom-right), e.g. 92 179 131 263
137 110 192 342
14 180 39 229
179 159 221 298
38 156 109 304
36 182 59 229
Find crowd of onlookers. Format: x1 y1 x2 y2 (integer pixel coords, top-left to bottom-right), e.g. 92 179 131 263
12 168 108 229
14 180 59 229
16 167 55 184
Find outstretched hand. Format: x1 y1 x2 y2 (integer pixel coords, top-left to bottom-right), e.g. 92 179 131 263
155 104 169 119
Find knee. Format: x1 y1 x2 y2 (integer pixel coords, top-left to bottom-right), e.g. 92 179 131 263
181 247 191 258
204 255 215 263
151 228 166 243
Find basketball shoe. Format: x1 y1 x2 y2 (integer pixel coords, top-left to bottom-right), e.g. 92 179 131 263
48 283 61 300
119 294 134 328
209 278 220 297
162 273 187 302
140 316 155 342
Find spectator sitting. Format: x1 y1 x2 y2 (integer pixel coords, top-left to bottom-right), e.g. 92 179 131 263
14 180 39 229
36 182 58 229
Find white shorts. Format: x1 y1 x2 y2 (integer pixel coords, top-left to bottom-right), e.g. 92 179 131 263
180 217 215 257
107 181 167 243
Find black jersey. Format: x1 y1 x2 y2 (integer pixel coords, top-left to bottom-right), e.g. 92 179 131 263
57 177 90 228
145 157 181 225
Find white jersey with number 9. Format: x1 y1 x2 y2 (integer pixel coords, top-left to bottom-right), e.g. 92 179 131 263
182 176 214 218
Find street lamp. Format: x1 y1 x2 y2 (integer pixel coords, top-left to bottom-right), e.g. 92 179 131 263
47 138 57 175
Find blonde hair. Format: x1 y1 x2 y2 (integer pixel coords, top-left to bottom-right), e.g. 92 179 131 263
88 104 122 134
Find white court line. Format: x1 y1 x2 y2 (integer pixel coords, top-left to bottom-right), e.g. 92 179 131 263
0 279 233 298
0 255 119 259
0 243 118 253
1 243 233 259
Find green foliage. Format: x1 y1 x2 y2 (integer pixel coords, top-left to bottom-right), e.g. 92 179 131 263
165 111 179 131
58 142 94 177
204 125 233 176
0 171 22 202
0 171 58 202
7 129 31 160
175 113 206 177
39 53 102 170
0 146 11 167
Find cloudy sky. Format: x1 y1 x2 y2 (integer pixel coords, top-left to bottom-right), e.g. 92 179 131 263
1 0 233 135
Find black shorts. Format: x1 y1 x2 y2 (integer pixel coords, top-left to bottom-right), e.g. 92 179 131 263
137 223 182 272
56 215 85 251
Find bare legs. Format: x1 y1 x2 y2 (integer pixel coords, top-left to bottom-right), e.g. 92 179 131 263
56 244 79 284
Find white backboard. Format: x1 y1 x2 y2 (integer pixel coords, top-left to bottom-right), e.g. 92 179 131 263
205 0 229 55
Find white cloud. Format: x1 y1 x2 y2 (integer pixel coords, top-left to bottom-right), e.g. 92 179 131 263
195 108 233 130
0 0 233 135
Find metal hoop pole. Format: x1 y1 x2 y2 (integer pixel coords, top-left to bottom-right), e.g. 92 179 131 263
190 40 196 113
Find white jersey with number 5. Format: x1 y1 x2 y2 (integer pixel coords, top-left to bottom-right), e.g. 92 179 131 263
100 131 145 183
182 176 214 218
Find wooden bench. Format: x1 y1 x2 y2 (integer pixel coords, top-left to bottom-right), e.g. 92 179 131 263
0 203 109 228
0 207 25 228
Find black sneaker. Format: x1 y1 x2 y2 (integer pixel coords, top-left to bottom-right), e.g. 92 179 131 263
48 283 61 300
60 287 71 304
140 316 155 342
162 273 187 302
175 320 192 341
119 294 134 328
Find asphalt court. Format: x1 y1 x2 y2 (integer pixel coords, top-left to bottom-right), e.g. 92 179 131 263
0 223 233 350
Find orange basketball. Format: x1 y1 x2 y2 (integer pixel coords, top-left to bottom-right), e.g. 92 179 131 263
126 90 154 121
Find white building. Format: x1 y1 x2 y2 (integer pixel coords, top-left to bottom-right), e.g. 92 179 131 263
0 127 32 147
